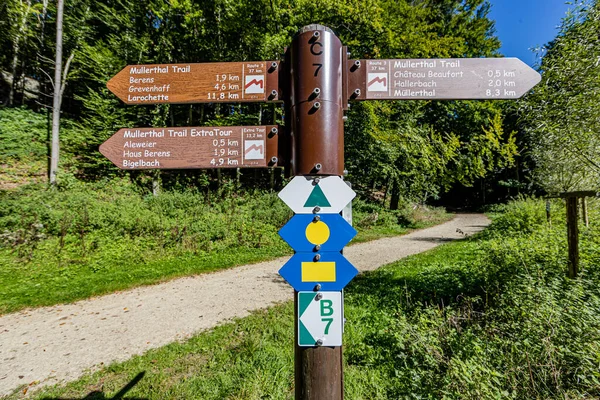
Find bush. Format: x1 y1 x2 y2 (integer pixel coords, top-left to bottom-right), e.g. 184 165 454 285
344 197 600 399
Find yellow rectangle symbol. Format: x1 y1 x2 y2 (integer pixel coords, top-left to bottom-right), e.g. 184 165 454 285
301 262 336 282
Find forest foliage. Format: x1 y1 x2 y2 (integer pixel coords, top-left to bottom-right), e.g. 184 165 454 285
519 0 600 193
0 175 449 314
1 0 529 204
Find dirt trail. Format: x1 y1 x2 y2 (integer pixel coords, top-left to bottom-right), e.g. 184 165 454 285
0 213 489 396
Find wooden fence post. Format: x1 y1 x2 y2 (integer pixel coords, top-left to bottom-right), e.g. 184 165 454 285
566 197 579 278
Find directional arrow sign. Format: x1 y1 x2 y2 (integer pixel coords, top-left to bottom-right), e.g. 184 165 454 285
107 61 280 105
278 214 357 253
279 252 358 292
278 176 356 214
347 58 541 100
99 125 278 169
298 291 343 347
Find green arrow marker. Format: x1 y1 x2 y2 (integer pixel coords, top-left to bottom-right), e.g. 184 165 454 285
298 293 317 345
304 184 331 207
299 292 315 316
299 320 315 345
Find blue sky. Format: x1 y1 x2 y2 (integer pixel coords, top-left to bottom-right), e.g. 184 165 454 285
488 0 573 66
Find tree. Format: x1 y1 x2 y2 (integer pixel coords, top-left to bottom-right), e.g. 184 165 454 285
1 0 517 201
49 0 76 184
519 0 600 193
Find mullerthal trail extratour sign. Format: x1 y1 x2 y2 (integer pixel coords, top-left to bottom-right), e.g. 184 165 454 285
99 125 278 170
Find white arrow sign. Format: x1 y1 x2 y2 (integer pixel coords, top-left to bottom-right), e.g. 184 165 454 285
278 176 356 214
298 291 343 347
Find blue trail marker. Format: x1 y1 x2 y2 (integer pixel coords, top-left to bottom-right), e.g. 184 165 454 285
278 214 357 253
279 252 358 292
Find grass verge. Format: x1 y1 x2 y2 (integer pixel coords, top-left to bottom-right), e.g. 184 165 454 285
0 180 450 314
8 198 600 399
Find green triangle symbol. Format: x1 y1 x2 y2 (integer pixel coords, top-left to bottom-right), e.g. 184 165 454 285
299 293 315 317
299 320 316 345
304 185 331 207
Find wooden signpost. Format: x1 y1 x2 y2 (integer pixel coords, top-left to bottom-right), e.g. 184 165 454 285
99 125 279 169
103 23 541 400
347 58 541 100
107 62 280 104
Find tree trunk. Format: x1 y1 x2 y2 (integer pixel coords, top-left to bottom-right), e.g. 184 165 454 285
152 171 161 196
581 197 589 227
9 0 32 106
258 104 262 124
49 0 65 185
390 178 400 210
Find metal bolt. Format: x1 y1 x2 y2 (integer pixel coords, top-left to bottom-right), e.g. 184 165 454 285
314 163 322 171
342 116 348 122
270 89 278 98
313 215 321 222
314 244 321 251
312 88 321 97
347 51 351 57
270 156 278 164
312 206 321 214
343 169 349 176
353 88 361 97
313 31 320 38
354 60 361 68
316 339 324 346
313 101 321 109
314 284 322 291
315 293 323 301
313 177 320 185
270 61 278 70
314 254 321 261
270 127 278 135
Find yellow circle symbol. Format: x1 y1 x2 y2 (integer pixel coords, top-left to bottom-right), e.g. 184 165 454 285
305 220 330 245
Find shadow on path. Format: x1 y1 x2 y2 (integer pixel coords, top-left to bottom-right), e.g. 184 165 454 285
39 372 147 400
408 237 458 243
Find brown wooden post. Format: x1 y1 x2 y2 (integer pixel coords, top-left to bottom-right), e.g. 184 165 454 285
581 196 589 227
286 24 344 400
566 197 579 278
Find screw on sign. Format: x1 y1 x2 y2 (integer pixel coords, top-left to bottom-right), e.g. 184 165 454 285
278 213 357 253
277 176 356 214
102 22 541 400
298 291 343 347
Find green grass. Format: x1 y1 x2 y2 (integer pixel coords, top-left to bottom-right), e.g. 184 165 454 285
0 179 450 314
0 241 292 313
0 106 451 314
10 197 600 399
0 107 59 189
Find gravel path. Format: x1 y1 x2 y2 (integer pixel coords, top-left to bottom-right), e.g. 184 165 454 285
0 213 489 396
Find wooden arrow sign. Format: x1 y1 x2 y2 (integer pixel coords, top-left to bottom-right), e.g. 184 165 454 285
99 125 279 169
107 62 280 105
347 58 541 100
